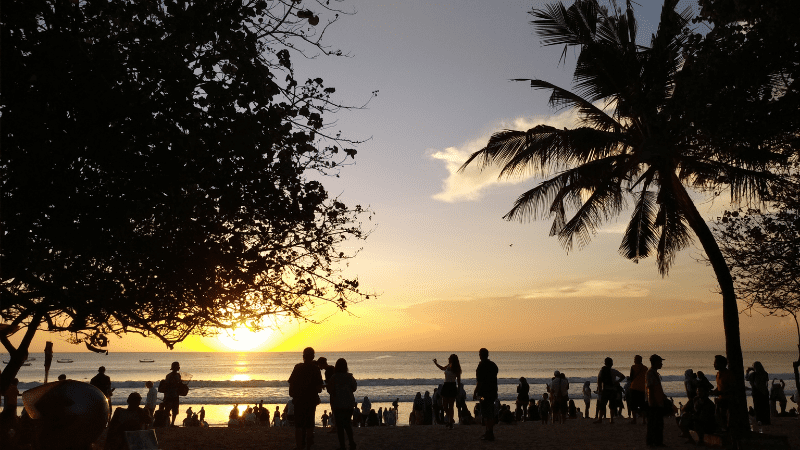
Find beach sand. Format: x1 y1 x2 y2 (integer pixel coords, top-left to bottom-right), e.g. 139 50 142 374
149 417 800 450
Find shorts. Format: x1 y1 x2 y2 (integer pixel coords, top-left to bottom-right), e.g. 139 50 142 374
163 397 179 415
480 396 496 418
441 382 458 399
628 389 646 412
294 404 316 428
551 397 568 414
598 389 616 412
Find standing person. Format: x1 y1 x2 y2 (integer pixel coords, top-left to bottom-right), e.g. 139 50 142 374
288 347 324 450
329 358 357 450
91 366 113 416
317 357 336 431
162 361 183 426
144 381 158 419
711 354 734 430
594 357 625 424
582 381 592 419
645 355 666 448
273 406 281 427
433 354 462 429
360 396 371 427
516 377 530 421
475 348 498 441
422 391 433 425
413 392 424 425
745 361 770 425
549 371 567 424
629 355 648 425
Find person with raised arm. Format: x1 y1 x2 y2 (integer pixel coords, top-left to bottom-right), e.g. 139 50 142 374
433 354 462 429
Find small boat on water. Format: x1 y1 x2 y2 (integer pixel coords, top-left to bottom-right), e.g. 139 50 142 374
139 359 155 363
57 359 74 363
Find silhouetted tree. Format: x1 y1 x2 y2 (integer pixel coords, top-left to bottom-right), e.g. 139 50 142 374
459 0 793 433
1 0 374 393
713 170 800 363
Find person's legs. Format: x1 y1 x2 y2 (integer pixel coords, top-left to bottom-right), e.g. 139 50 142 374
584 399 591 418
480 398 496 440
444 397 456 428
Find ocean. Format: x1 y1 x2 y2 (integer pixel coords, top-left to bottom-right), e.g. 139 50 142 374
6 350 797 426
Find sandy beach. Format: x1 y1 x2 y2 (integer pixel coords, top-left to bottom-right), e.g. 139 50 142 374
148 417 800 450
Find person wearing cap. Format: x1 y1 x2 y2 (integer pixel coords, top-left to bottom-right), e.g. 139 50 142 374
594 357 625 424
163 361 182 426
629 355 648 425
645 354 666 447
105 392 152 450
288 347 324 450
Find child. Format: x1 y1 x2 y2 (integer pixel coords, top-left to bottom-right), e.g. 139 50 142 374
321 410 329 428
539 393 551 425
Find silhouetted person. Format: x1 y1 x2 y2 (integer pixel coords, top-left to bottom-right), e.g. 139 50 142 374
288 347 323 450
105 392 151 450
595 357 624 424
475 348 498 441
645 354 666 447
162 361 182 426
57 374 67 381
746 361 770 425
711 355 733 429
90 366 112 397
629 355 648 424
516 377 530 420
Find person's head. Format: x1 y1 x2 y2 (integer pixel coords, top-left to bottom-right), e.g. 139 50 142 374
98 366 106 374
714 355 727 370
560 372 566 379
583 380 590 387
634 355 643 364
754 361 765 372
424 391 430 397
317 357 328 369
58 374 67 381
146 381 153 389
335 358 348 373
302 347 315 362
604 357 613 367
649 354 664 369
519 377 527 384
542 392 549 400
127 392 142 407
554 370 560 378
171 361 180 372
479 348 489 360
448 354 462 374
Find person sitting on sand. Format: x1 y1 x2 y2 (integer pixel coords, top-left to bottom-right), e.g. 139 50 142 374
229 404 240 421
153 403 169 428
594 357 625 424
678 385 716 446
539 393 551 424
105 392 152 450
244 407 257 426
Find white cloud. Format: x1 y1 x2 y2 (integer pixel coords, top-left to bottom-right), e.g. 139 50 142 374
523 279 651 299
430 110 579 203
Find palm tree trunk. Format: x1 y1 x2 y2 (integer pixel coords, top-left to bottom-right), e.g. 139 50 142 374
674 180 749 435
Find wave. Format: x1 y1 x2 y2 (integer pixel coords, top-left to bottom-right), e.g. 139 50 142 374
17 373 798 391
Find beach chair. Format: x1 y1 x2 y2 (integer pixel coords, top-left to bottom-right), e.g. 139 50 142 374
124 429 161 450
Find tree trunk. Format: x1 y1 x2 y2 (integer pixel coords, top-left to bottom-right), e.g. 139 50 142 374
675 181 749 435
0 315 41 395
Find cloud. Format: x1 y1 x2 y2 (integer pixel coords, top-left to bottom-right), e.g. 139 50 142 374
430 110 579 203
523 279 651 299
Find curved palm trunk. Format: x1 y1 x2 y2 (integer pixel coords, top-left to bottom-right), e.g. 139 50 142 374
674 179 749 435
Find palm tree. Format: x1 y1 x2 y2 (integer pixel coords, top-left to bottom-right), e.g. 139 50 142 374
460 0 787 433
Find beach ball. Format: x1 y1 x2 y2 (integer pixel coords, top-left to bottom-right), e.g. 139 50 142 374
22 380 109 448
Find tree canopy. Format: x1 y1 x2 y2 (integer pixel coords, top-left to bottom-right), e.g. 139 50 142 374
1 0 373 390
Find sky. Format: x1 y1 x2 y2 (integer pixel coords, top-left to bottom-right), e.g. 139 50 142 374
15 0 798 354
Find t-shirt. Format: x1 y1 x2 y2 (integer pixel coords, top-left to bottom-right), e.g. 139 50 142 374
90 373 111 396
597 367 623 391
163 371 182 400
716 368 734 400
645 369 665 407
476 359 499 399
288 362 323 407
629 363 648 392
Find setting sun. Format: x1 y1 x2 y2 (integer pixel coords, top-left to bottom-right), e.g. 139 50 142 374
217 326 273 351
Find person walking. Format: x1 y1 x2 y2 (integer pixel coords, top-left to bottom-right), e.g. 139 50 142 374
516 377 530 421
329 358 357 450
594 357 624 424
433 354 462 429
645 354 666 447
475 348 498 441
629 355 648 425
162 361 183 426
288 347 324 450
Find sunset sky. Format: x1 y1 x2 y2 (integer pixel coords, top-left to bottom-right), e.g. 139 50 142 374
17 0 798 353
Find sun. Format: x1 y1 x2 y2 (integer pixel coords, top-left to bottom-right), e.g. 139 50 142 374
217 326 272 351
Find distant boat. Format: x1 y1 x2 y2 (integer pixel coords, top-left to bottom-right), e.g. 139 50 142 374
139 359 155 363
57 359 74 363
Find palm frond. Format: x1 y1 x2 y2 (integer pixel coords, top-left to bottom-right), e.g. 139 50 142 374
654 186 693 275
530 1 599 48
619 188 659 262
516 79 623 132
678 155 784 203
